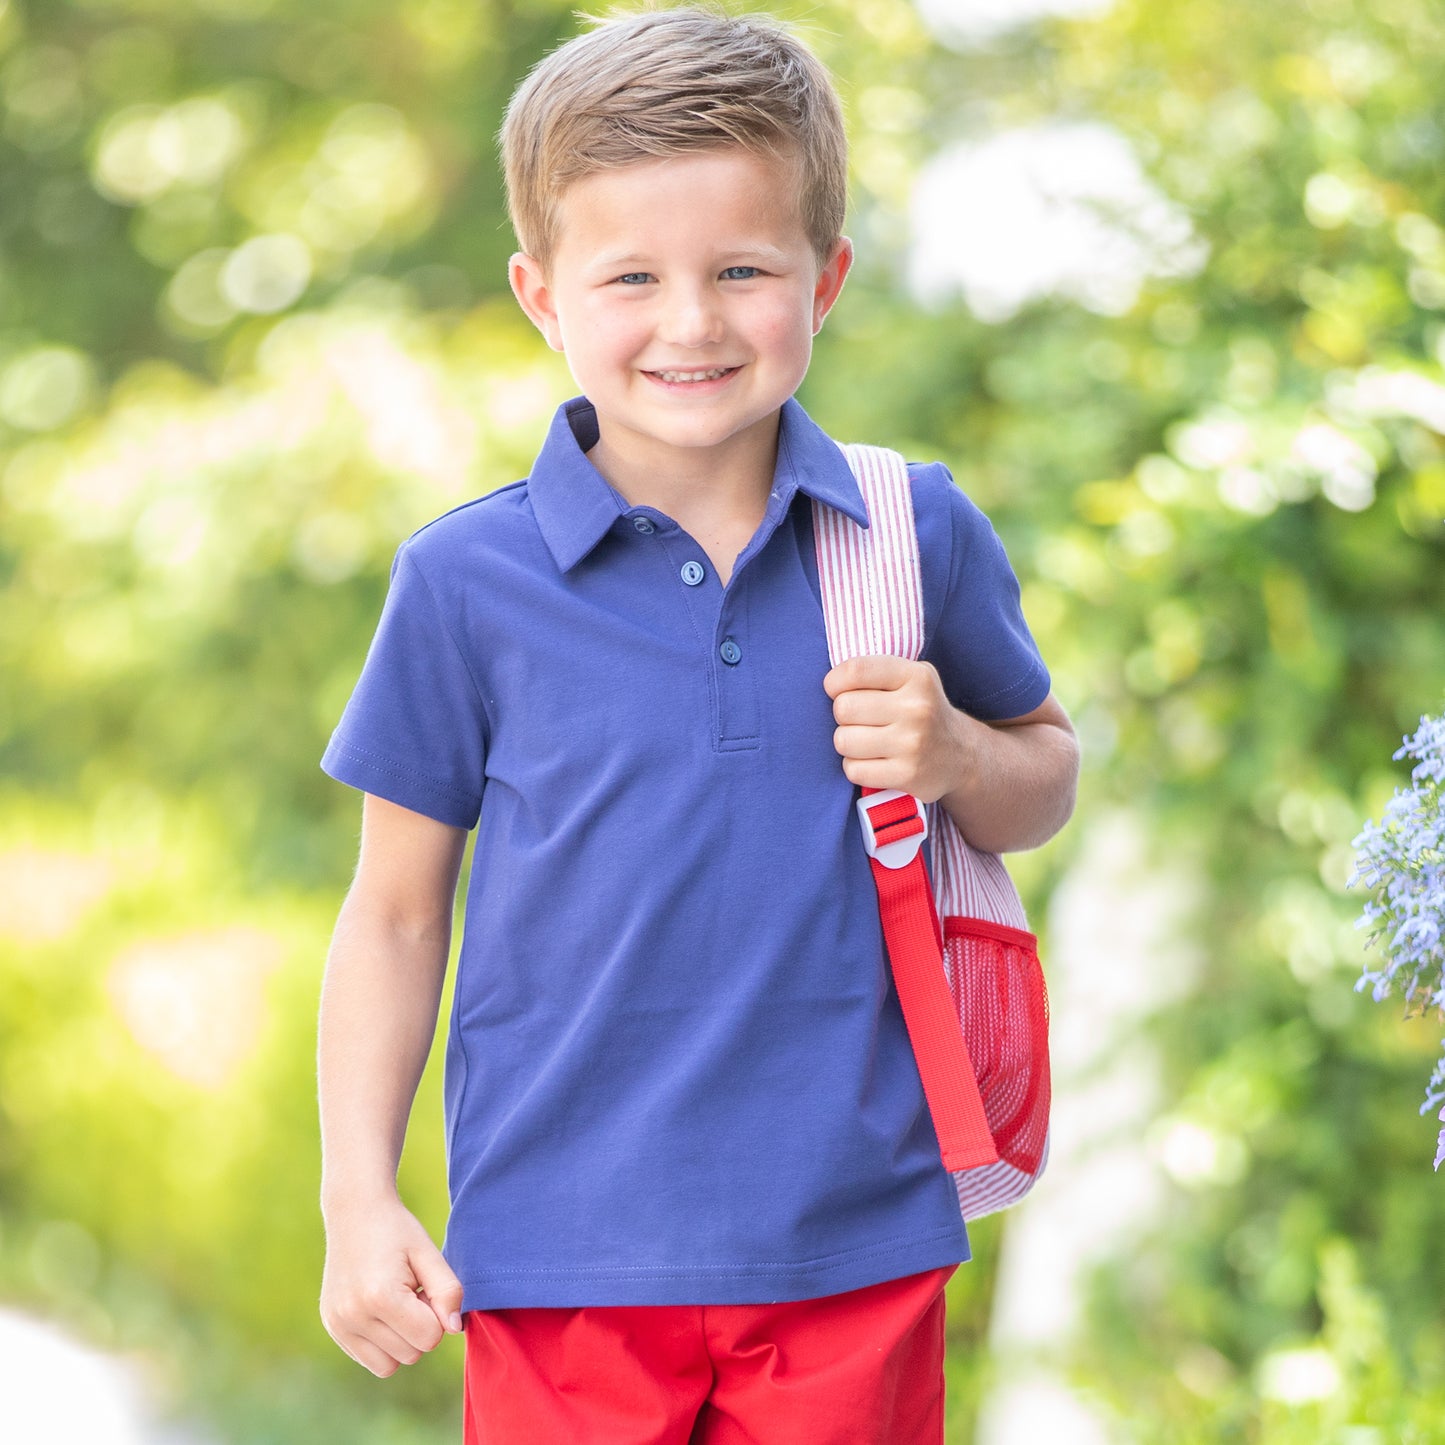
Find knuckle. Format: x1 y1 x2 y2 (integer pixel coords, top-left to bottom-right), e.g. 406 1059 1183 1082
359 1285 390 1316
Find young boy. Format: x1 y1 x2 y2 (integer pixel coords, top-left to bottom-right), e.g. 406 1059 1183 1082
316 5 1078 1441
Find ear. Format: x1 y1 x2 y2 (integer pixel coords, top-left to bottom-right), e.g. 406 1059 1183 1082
812 236 854 335
509 252 565 352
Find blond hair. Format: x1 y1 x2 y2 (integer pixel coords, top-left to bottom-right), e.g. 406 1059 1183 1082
499 4 848 274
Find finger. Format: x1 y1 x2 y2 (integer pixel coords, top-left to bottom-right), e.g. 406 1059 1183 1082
413 1252 467 1334
342 1335 404 1381
823 654 913 699
831 690 901 726
833 723 896 759
361 1315 435 1373
385 1286 449 1354
841 755 907 790
346 1336 405 1378
332 1315 418 1378
347 1278 446 1360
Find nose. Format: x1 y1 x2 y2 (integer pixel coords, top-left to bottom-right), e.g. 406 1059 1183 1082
656 282 725 349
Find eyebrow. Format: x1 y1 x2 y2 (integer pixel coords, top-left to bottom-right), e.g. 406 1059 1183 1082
589 245 795 270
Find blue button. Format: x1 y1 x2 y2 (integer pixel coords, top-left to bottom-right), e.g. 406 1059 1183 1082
719 638 741 665
632 516 655 534
681 560 705 586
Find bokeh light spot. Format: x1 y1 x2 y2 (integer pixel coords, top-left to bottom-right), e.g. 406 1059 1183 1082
0 346 96 431
107 928 284 1089
0 847 114 942
220 233 311 314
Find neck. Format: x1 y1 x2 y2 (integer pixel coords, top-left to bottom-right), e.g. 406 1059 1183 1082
586 410 782 527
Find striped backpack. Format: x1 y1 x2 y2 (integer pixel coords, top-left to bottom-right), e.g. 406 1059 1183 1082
813 443 1052 1220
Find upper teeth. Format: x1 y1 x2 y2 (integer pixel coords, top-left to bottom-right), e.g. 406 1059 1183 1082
657 368 730 382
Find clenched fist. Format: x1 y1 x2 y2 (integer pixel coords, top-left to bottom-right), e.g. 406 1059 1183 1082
822 654 974 804
320 1194 466 1378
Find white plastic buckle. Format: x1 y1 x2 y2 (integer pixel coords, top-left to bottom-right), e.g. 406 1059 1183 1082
856 789 929 869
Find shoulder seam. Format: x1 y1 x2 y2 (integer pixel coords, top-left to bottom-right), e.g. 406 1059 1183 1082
405 479 529 543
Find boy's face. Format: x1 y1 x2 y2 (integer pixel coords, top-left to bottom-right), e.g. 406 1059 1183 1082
509 146 852 483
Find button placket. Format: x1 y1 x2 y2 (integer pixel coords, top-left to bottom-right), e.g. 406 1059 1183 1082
712 583 758 747
654 518 760 751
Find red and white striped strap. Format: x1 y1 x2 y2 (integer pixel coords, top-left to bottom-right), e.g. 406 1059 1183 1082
814 444 926 667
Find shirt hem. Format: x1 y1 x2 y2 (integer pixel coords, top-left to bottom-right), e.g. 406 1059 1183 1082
320 736 480 830
968 662 1051 722
451 1222 971 1312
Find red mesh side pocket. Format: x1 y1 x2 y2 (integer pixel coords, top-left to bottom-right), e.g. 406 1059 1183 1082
942 916 1050 1176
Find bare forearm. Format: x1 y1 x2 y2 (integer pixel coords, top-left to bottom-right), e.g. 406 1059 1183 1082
317 896 451 1219
936 712 1079 854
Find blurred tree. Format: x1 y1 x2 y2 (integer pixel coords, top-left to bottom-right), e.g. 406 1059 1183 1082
831 1 1445 1439
1 0 1442 1439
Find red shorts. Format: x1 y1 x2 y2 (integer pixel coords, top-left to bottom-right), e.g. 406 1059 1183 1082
462 1264 957 1444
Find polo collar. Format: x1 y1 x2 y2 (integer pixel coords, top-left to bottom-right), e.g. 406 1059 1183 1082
527 394 872 574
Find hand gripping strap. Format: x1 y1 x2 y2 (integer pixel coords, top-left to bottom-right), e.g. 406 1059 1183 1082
816 444 997 1173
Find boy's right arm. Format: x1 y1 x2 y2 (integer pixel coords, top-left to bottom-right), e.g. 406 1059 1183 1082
317 792 469 1376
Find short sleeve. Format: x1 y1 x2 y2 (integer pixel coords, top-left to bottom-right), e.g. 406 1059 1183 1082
320 543 489 829
915 462 1052 722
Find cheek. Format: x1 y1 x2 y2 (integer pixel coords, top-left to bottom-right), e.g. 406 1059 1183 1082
747 296 815 352
585 301 649 352
561 299 642 363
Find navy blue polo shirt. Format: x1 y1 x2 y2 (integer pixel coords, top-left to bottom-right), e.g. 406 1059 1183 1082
321 393 1051 1310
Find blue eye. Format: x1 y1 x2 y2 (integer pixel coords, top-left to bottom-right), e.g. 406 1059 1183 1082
616 272 652 285
721 266 760 280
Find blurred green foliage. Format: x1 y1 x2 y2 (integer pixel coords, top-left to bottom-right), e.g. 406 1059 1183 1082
1 0 1442 1439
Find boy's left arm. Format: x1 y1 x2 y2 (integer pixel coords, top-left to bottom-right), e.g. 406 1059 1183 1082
823 655 1079 855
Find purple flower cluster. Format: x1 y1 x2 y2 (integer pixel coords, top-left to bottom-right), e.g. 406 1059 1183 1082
1351 712 1445 1169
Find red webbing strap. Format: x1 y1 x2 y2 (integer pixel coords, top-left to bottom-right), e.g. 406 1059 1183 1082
866 826 998 1175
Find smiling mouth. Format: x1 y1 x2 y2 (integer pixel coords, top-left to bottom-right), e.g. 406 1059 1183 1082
646 366 741 384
